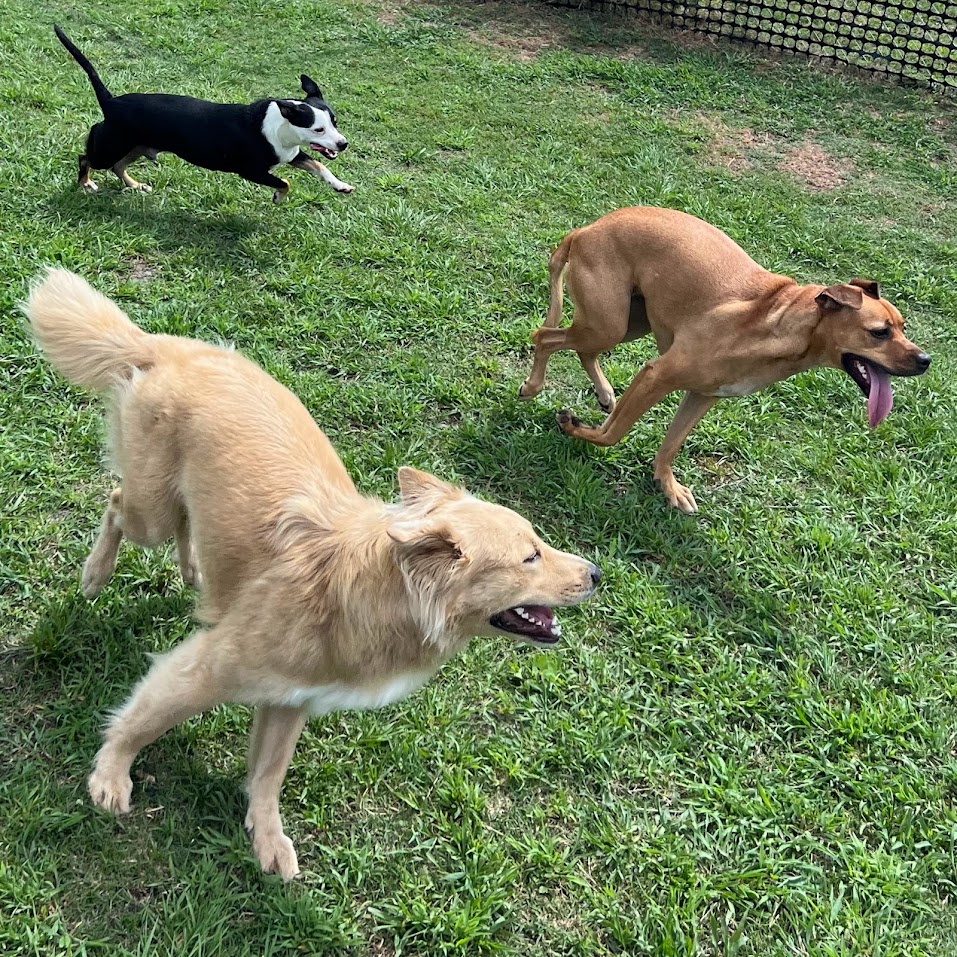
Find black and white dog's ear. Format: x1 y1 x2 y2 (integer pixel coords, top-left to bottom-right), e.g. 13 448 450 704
300 75 323 99
277 100 305 122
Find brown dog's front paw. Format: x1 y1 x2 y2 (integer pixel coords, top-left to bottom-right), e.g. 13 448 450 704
658 477 699 514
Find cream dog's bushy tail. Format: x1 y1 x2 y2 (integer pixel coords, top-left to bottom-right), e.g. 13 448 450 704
25 269 156 390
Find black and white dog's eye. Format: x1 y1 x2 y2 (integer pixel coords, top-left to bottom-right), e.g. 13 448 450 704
524 549 541 564
313 127 325 134
869 327 891 339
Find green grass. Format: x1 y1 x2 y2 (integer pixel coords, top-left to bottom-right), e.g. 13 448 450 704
2 0 957 953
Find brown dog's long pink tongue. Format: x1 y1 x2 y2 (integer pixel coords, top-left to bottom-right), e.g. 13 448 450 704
867 361 894 428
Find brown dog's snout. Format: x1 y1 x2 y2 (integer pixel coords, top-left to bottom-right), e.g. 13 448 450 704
588 564 602 587
915 352 931 374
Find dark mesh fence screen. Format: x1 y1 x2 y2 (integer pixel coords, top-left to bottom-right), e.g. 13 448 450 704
543 0 957 88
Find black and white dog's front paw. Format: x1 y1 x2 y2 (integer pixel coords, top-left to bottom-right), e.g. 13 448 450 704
335 182 355 194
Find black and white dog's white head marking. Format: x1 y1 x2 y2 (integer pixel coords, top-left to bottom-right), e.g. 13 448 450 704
261 77 348 164
298 75 346 160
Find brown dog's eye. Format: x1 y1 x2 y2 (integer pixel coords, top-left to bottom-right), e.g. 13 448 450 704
869 327 891 340
524 549 541 564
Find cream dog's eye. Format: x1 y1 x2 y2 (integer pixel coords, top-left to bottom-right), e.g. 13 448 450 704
524 549 541 564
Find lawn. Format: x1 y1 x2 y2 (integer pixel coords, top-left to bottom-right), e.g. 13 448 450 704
2 0 956 954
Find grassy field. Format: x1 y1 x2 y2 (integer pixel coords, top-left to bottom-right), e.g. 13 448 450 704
2 0 957 954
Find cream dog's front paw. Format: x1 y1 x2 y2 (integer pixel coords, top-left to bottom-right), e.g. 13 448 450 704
250 826 300 880
88 763 133 815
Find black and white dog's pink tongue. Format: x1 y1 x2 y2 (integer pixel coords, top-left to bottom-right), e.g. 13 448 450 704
867 361 894 428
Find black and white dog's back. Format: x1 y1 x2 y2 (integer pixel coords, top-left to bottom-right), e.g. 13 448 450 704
54 26 353 202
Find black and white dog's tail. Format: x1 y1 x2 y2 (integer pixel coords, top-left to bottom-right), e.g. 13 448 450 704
54 25 113 111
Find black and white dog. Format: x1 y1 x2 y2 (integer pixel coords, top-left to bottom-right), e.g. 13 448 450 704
54 26 353 203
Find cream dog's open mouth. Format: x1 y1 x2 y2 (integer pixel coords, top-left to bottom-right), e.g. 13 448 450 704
490 605 561 645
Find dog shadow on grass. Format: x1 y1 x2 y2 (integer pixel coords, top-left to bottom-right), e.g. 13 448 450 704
445 399 794 643
44 186 269 269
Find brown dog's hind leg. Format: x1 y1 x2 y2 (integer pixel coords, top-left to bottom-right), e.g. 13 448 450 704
653 391 718 514
82 487 125 597
245 705 309 880
557 353 682 448
88 628 231 815
519 325 571 399
578 352 615 412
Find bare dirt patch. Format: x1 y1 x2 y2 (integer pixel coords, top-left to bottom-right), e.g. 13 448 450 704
467 25 551 63
690 114 855 190
127 259 159 282
777 142 853 191
455 0 572 63
693 113 780 172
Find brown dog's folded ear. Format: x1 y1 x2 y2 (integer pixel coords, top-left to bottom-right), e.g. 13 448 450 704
397 467 464 512
816 283 864 312
849 279 881 300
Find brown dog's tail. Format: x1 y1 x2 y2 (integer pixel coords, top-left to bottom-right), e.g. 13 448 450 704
544 230 577 328
25 269 156 390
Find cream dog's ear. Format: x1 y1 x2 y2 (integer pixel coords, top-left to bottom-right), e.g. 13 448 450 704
388 516 468 646
387 517 465 563
396 466 464 513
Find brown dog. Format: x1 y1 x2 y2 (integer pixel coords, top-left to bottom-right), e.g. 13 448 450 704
26 269 600 880
520 207 931 513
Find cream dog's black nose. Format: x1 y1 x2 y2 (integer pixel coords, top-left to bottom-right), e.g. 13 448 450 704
915 353 931 373
589 564 602 586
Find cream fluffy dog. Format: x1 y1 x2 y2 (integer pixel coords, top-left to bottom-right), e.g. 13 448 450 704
26 269 601 880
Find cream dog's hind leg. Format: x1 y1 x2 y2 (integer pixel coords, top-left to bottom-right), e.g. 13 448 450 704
82 487 125 598
82 489 200 596
174 515 202 589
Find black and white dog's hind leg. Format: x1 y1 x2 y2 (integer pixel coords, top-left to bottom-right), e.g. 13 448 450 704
112 148 153 192
288 152 354 194
80 123 153 193
246 169 292 204
79 121 127 191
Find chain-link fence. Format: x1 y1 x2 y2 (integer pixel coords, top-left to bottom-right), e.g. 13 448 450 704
544 0 957 88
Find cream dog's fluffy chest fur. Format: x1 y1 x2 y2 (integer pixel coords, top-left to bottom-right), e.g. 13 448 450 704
275 672 434 715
